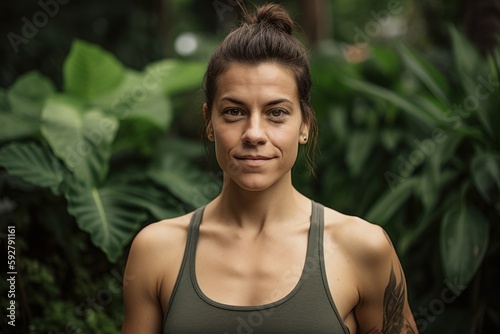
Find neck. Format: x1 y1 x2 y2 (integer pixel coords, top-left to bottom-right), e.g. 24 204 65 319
208 172 310 231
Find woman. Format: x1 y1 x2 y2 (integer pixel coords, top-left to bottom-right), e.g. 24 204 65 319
122 3 418 333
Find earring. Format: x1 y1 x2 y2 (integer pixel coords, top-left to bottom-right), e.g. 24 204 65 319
303 136 307 142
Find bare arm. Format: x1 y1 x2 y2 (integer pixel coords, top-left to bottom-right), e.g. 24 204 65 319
121 227 164 334
354 227 418 334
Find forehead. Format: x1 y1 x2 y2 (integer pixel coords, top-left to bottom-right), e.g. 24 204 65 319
215 62 298 102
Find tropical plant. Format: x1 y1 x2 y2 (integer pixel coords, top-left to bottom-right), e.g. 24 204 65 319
0 39 211 262
0 39 214 332
304 27 499 333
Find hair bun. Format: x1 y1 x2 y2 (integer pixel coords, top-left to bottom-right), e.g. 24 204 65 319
245 3 294 35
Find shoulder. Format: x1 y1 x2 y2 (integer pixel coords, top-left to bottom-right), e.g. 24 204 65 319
122 212 198 331
323 205 394 267
131 212 193 251
124 211 195 290
127 211 196 269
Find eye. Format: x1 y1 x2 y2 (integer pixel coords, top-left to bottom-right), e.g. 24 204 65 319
223 108 244 117
268 108 288 118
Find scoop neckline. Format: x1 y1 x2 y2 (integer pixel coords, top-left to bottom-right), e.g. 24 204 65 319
189 202 316 311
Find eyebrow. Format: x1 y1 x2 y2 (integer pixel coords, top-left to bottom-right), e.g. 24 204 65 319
220 97 293 107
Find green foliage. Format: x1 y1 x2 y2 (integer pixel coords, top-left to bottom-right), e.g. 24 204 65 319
41 96 119 186
0 143 65 195
440 203 489 295
64 180 148 262
2 25 500 333
64 40 125 101
0 39 210 332
304 27 499 332
0 39 208 263
0 72 55 142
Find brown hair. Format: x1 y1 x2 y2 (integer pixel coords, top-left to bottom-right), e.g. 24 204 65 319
203 2 318 174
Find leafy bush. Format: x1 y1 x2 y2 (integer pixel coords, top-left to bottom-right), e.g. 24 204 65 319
0 39 212 332
304 27 500 333
1 27 499 333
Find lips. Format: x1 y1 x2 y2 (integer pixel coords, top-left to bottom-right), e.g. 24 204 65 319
235 155 273 160
234 155 274 166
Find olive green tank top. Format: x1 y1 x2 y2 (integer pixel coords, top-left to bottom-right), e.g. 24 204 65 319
163 201 350 333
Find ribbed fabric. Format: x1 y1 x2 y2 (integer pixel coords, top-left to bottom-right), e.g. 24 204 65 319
163 201 350 333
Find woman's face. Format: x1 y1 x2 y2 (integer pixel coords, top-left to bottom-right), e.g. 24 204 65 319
205 62 309 191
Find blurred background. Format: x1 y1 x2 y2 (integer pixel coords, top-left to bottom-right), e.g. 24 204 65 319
0 0 499 333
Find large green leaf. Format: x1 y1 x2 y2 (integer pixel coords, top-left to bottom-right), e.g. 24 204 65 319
126 92 172 130
7 71 55 119
471 153 500 203
410 94 447 121
440 203 489 295
398 44 450 103
92 70 173 131
346 131 375 176
366 178 417 225
148 154 216 208
344 78 438 126
154 136 206 160
0 73 55 142
428 135 462 174
0 142 66 194
41 95 119 186
0 112 39 142
144 59 206 95
416 164 438 211
63 40 125 101
64 179 148 262
327 106 349 143
126 183 185 220
91 70 143 111
449 26 482 82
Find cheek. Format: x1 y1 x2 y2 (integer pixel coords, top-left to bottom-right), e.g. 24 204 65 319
272 126 300 150
270 132 301 167
213 126 238 164
214 124 239 148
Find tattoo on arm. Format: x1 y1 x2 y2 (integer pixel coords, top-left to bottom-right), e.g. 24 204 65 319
366 265 416 334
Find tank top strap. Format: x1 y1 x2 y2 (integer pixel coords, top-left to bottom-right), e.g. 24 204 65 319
163 206 205 317
187 206 205 253
309 200 323 252
310 200 323 229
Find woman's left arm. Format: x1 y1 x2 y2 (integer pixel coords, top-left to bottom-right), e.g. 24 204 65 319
353 226 419 334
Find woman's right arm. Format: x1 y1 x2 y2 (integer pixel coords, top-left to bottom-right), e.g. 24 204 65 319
121 226 165 334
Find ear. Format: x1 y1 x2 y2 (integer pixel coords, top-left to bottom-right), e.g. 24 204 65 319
299 122 310 145
203 103 215 142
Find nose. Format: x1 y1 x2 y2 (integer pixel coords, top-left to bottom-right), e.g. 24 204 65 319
241 114 267 146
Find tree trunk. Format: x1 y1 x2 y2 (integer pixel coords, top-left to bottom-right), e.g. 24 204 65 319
298 0 332 45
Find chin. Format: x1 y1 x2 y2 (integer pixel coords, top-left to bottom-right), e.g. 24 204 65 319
235 178 271 192
227 173 284 192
